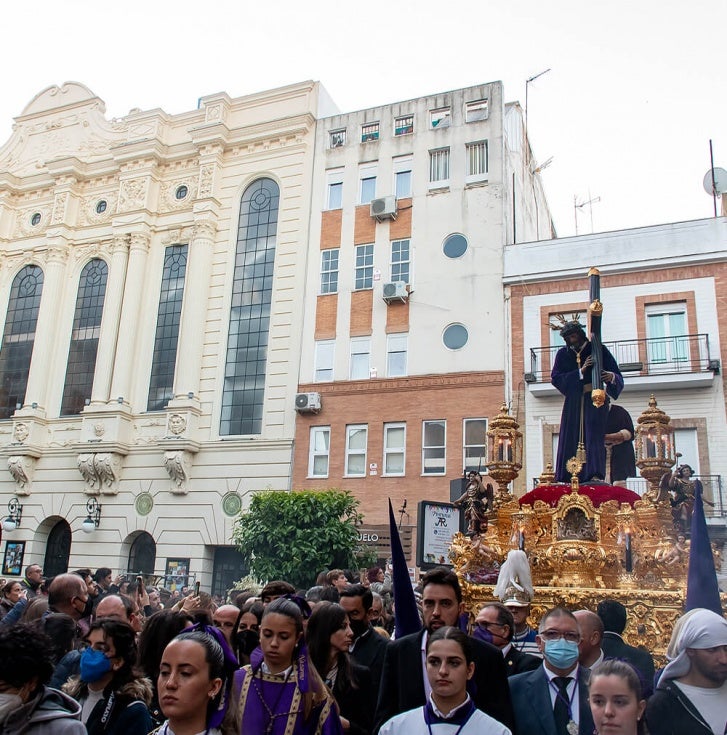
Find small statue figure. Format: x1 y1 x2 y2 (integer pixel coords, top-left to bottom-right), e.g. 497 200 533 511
663 534 689 565
454 471 493 536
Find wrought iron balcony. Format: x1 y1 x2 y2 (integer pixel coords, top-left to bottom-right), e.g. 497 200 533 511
526 334 718 384
620 475 726 519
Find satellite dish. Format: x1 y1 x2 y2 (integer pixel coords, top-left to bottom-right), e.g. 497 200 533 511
703 167 727 196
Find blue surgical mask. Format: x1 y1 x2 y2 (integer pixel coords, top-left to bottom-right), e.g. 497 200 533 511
543 638 579 669
80 647 112 683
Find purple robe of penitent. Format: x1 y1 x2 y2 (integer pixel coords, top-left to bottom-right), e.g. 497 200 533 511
551 339 623 483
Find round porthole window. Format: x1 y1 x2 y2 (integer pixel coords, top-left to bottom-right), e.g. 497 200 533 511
443 323 469 350
95 200 107 214
443 233 468 258
175 185 189 200
30 212 42 227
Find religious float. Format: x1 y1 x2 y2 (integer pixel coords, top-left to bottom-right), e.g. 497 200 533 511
451 269 725 665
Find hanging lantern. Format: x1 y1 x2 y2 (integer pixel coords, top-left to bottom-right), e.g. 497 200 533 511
486 404 523 505
635 394 675 503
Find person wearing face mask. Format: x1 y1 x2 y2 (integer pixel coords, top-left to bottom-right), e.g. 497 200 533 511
338 584 389 705
474 603 541 677
63 618 152 734
0 623 86 734
509 607 595 735
48 573 93 622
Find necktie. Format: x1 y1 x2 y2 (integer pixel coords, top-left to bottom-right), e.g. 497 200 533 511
553 676 572 735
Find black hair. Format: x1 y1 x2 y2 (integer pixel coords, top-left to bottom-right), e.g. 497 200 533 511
41 613 77 663
94 567 112 583
306 602 358 694
0 623 54 687
137 609 194 681
339 583 373 612
420 567 462 603
538 606 579 632
263 597 304 635
426 626 473 664
596 599 627 634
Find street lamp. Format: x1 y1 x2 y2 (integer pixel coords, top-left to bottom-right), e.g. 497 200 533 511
82 498 102 533
2 497 23 532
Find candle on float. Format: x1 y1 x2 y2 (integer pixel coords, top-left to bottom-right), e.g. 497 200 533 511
497 437 504 461
625 529 633 573
518 527 525 551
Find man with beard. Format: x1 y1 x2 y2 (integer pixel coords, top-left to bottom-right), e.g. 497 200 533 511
339 583 389 703
373 567 513 733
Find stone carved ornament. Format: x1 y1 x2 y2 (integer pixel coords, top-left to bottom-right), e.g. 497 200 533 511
77 452 123 494
163 450 192 493
7 455 36 493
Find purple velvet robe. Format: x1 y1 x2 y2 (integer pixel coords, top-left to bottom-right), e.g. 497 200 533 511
551 340 623 482
234 665 343 735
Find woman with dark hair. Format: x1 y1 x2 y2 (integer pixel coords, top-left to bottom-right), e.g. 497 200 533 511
0 623 86 734
306 602 373 734
0 580 25 621
590 659 648 735
234 600 263 666
137 609 194 728
379 626 511 734
63 618 152 734
234 596 343 734
155 628 239 735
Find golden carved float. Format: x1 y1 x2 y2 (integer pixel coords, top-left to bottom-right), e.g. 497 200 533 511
451 400 725 665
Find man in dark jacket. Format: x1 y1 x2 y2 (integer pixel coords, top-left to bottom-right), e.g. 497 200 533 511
19 563 43 599
374 567 514 733
646 608 727 735
475 602 541 676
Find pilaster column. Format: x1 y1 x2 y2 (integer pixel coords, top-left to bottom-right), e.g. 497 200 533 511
89 236 129 405
109 232 151 404
172 217 216 400
23 243 68 414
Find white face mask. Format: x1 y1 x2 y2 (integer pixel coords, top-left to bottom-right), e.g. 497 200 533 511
0 693 23 722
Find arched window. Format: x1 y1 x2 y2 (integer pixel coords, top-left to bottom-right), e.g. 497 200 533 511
61 259 108 415
0 265 44 418
220 178 279 435
128 532 156 576
147 245 188 411
44 519 72 577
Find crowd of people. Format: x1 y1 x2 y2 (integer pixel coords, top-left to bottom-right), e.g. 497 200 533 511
0 561 725 734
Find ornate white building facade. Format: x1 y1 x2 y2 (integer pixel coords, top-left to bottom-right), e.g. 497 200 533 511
0 81 335 592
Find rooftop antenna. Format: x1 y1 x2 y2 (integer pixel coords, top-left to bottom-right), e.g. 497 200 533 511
524 68 551 166
574 191 601 234
703 140 726 217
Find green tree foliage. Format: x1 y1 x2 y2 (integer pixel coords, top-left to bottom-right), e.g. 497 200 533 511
232 489 375 588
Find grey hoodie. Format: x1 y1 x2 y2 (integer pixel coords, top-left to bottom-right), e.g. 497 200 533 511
1 686 86 735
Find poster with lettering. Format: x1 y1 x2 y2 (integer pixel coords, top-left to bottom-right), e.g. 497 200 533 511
416 501 461 569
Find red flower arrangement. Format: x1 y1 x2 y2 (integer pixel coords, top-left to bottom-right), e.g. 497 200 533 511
518 483 641 508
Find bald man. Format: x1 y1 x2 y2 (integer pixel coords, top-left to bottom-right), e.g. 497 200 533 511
574 609 605 671
47 573 90 621
213 605 241 647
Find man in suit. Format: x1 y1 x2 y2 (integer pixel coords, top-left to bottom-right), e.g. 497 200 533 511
475 602 541 676
509 607 595 735
374 567 514 733
573 609 605 673
597 599 655 695
339 583 389 703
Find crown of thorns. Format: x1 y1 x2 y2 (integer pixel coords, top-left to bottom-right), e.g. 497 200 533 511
548 313 585 333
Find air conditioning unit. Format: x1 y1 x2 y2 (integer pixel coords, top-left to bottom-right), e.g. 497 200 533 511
370 195 398 221
382 281 408 303
294 392 322 413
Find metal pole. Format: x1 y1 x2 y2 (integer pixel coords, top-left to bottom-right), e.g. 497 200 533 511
709 139 717 217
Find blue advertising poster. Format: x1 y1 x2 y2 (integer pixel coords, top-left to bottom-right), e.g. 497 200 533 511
417 501 461 569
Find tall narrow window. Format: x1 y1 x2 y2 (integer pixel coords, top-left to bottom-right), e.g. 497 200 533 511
463 418 487 472
387 333 408 377
320 249 339 294
391 239 410 284
61 259 108 415
393 155 413 198
220 178 279 436
315 340 335 382
646 305 687 366
422 420 446 475
354 244 374 290
359 162 378 205
147 244 188 411
345 424 368 476
326 169 344 210
350 338 371 380
466 141 488 180
429 149 450 185
384 423 406 475
309 426 331 478
0 265 44 419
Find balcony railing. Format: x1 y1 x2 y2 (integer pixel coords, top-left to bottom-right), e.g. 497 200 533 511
621 475 726 518
526 334 717 384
